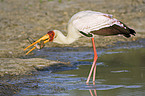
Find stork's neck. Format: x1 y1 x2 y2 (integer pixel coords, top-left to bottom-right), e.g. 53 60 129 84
53 23 82 44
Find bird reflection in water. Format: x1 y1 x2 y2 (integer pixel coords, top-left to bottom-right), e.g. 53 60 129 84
88 82 97 96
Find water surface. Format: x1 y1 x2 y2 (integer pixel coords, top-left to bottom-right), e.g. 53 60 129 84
15 39 145 96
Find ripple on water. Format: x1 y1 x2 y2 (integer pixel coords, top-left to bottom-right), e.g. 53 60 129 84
81 84 142 90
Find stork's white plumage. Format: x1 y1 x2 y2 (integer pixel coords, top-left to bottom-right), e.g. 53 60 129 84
24 10 136 84
51 10 135 44
71 11 123 33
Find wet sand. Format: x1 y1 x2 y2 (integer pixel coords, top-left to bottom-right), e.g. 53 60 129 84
0 0 145 95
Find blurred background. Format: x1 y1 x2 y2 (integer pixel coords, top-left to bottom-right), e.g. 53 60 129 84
0 0 145 58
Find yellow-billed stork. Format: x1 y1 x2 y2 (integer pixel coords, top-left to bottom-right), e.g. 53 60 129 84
24 10 136 84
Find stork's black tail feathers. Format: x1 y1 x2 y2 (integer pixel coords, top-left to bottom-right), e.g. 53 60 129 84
123 28 136 38
129 28 136 36
119 21 136 38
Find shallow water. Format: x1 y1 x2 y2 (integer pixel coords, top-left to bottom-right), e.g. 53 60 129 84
14 39 145 96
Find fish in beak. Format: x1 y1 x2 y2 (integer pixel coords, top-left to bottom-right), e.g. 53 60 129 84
24 31 55 55
26 36 45 50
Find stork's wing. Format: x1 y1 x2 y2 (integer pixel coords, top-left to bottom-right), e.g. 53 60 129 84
72 11 124 34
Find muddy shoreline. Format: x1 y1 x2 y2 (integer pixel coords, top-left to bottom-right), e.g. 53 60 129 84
0 0 145 95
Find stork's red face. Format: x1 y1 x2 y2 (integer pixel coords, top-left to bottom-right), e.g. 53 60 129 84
47 31 55 41
24 31 55 55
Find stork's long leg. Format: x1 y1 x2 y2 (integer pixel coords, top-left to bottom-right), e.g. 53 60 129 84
86 38 98 84
93 63 97 83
